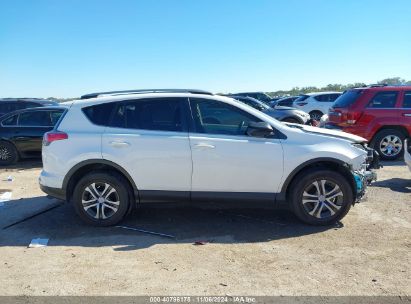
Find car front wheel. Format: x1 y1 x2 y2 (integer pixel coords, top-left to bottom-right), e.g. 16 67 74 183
290 169 353 225
72 171 130 226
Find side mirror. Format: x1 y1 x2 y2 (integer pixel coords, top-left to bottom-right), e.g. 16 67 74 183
246 121 275 138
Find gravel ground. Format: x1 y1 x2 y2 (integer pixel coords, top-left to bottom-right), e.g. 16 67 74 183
0 160 410 296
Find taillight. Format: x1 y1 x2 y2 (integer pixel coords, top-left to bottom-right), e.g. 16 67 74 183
341 111 362 125
43 131 68 146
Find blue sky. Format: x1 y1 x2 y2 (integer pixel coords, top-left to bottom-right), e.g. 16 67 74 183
1 0 410 98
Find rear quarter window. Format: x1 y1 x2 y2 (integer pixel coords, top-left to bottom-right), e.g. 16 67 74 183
1 114 18 126
82 103 116 126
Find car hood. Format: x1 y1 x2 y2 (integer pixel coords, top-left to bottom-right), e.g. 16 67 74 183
288 124 367 143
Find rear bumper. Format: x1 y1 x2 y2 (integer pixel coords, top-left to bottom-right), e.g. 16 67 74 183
40 184 66 201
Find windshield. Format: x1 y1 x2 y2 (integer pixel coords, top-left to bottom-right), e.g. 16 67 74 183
333 90 363 108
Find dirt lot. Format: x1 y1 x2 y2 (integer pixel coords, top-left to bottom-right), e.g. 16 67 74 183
0 160 410 296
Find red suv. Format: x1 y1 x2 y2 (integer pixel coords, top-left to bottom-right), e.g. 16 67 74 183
327 85 411 160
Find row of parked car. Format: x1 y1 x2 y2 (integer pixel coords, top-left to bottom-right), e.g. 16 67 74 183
1 85 411 167
235 85 411 161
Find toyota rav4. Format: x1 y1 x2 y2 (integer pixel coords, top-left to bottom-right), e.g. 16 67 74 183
39 89 377 226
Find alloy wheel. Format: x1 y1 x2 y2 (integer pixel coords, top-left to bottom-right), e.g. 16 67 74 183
379 135 402 157
0 146 11 161
302 179 344 219
81 182 120 219
310 112 322 121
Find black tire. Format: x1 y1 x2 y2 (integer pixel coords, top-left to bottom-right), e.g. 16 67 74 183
372 129 405 160
289 168 354 226
282 117 301 124
309 110 323 121
0 141 18 165
72 171 131 226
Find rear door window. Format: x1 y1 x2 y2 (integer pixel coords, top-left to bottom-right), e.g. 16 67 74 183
18 111 52 126
402 91 411 108
314 94 340 102
110 98 186 132
367 91 398 108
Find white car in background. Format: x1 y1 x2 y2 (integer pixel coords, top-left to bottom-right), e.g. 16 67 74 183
293 92 342 121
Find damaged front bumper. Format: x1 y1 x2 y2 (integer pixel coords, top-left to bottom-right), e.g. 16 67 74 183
352 169 376 203
351 145 379 203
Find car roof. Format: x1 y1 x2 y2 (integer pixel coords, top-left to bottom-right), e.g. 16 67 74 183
351 85 411 91
70 92 224 107
0 98 58 104
304 91 342 96
80 89 213 99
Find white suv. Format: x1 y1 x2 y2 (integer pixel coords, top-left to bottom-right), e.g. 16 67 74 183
39 89 377 226
293 92 342 121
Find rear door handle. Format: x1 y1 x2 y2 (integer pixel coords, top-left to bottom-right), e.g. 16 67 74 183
109 141 130 147
194 143 215 149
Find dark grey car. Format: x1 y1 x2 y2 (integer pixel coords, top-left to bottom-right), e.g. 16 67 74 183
229 95 311 124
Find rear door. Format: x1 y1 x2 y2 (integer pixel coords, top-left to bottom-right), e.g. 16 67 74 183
102 97 192 201
361 91 400 127
399 91 411 135
188 97 284 201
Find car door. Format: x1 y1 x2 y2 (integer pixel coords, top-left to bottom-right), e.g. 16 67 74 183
102 97 192 202
399 91 411 135
12 110 56 156
188 97 284 202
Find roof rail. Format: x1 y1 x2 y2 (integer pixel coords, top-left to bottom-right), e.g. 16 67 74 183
80 89 213 99
369 83 388 87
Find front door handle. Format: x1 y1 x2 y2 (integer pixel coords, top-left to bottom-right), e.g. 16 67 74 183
403 113 411 117
194 143 215 149
109 141 130 147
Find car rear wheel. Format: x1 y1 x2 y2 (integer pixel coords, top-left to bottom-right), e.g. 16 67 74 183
0 141 18 165
290 168 353 225
309 110 323 121
373 129 405 160
72 171 130 226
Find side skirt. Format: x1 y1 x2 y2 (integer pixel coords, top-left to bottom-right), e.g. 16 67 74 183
139 190 277 205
